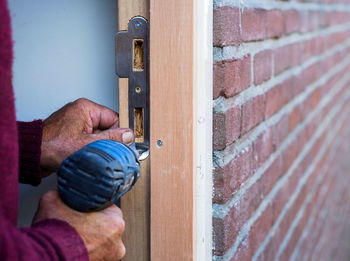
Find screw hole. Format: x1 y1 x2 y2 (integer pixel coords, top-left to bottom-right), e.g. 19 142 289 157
135 87 142 93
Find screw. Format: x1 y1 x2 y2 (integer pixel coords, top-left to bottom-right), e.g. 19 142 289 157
135 87 142 93
135 21 142 29
157 140 163 147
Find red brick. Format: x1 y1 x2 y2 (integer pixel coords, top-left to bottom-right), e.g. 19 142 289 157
309 37 322 57
265 85 283 118
265 79 293 118
274 45 290 76
249 204 273 253
300 39 314 63
326 11 350 26
214 7 241 46
261 156 283 196
284 9 300 34
229 144 254 188
309 88 321 111
253 127 274 170
294 63 319 96
239 180 264 224
213 167 225 204
214 55 251 98
283 76 298 100
254 50 272 85
213 113 226 150
213 205 244 255
225 106 242 145
300 11 319 33
213 62 224 99
266 9 284 38
288 104 302 132
241 8 267 41
282 139 298 173
274 43 300 75
213 106 241 151
273 114 289 149
213 217 227 255
213 144 253 204
241 95 265 134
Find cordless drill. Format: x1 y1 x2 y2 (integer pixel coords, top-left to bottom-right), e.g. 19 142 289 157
58 16 150 212
57 139 143 212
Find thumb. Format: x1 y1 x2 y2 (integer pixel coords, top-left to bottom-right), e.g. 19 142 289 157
94 128 134 145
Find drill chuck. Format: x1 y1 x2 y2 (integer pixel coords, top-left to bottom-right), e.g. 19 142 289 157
57 140 140 212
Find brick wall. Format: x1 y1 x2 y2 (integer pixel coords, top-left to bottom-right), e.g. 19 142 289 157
212 1 350 260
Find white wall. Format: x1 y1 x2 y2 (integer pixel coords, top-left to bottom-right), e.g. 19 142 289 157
9 0 119 226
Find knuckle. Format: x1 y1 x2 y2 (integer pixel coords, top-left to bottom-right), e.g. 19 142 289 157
116 243 126 260
110 204 123 218
111 216 125 233
118 218 125 233
106 129 116 140
107 129 123 142
73 98 89 108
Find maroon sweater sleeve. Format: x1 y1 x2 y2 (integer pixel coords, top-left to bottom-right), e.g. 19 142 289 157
17 120 43 186
0 0 89 259
0 215 88 260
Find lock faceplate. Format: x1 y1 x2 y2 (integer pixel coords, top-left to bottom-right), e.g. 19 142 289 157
115 17 150 159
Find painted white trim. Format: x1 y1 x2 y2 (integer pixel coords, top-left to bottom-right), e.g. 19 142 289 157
194 0 213 260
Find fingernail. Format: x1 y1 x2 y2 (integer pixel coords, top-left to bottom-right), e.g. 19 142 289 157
122 131 134 144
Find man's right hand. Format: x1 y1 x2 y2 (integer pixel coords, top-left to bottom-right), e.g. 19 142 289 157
33 190 126 261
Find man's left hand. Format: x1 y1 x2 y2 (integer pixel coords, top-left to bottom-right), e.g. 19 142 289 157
40 98 134 176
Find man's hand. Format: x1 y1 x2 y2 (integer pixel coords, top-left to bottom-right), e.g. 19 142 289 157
41 98 134 176
33 190 126 261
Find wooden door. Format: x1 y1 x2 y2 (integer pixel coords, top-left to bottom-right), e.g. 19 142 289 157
118 1 150 261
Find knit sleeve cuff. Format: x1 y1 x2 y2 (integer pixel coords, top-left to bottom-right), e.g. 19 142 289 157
17 120 43 186
21 219 89 260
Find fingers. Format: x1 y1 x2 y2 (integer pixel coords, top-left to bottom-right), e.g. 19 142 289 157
73 98 119 131
87 101 119 130
34 190 63 223
116 242 126 261
101 205 125 237
93 128 134 145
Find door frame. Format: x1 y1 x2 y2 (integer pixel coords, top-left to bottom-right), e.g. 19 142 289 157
150 1 213 260
118 1 213 260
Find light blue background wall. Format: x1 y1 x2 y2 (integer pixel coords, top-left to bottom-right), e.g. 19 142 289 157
9 0 119 226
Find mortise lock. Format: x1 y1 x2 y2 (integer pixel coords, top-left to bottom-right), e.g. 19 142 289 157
115 16 150 160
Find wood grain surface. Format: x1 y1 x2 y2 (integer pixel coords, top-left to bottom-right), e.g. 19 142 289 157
150 1 195 260
118 1 150 260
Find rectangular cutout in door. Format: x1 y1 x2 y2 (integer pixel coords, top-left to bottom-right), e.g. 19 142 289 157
134 107 144 142
133 39 144 71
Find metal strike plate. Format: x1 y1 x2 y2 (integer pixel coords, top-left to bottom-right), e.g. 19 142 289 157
115 17 149 160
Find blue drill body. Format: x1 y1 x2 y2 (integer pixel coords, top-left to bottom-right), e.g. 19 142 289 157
57 140 140 212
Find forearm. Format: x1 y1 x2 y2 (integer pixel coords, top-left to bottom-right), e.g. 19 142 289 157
17 120 43 186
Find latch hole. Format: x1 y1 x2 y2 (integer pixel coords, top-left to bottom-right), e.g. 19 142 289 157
133 39 144 71
134 108 144 143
